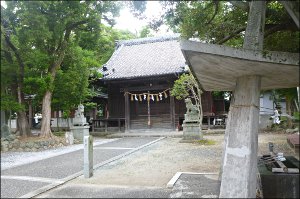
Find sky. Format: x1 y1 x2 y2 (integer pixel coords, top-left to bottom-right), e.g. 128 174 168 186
114 1 173 36
1 1 173 36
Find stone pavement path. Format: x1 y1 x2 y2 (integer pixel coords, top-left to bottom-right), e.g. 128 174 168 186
1 137 160 198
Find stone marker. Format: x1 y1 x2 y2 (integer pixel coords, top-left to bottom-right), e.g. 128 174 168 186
84 135 93 178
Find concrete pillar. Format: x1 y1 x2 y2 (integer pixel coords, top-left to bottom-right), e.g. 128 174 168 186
219 76 261 198
84 135 93 178
219 1 266 198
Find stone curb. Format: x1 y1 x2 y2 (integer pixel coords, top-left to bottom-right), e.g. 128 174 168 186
18 137 165 198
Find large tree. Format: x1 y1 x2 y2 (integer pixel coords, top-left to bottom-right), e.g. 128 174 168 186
1 5 32 137
151 1 299 52
1 1 123 137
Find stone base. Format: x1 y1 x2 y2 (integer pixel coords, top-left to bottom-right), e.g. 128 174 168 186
73 117 87 126
182 123 203 140
70 126 90 142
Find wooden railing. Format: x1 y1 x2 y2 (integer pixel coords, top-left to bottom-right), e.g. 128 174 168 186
91 118 125 132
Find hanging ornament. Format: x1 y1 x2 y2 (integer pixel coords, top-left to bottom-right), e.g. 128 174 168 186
164 91 168 98
147 94 150 101
144 94 147 100
151 94 154 101
156 94 159 101
139 94 142 101
130 94 134 101
134 94 138 101
159 93 163 100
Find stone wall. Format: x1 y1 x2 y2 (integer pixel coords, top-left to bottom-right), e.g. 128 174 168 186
0 134 73 152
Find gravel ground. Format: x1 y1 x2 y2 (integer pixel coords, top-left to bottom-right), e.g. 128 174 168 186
68 133 299 188
1 138 119 171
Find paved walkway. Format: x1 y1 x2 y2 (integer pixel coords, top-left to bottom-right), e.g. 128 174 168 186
1 137 161 198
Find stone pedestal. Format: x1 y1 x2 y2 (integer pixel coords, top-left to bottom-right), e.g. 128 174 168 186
70 126 90 142
182 122 202 140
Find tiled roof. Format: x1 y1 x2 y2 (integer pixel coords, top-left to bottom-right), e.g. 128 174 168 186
101 35 187 80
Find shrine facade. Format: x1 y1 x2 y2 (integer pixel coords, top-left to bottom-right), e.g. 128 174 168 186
98 35 227 132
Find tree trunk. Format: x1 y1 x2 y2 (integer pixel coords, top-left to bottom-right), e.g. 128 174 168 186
17 111 31 137
40 90 53 138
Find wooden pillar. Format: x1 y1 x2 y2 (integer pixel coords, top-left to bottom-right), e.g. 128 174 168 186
28 101 32 128
170 95 175 130
124 89 130 132
219 1 266 198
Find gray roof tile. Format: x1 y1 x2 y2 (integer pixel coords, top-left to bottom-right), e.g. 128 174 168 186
101 35 187 80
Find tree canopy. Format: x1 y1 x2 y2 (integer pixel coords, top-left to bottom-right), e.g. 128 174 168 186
149 1 299 52
0 1 130 137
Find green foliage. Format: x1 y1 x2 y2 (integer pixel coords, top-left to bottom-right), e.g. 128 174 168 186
171 72 203 125
83 102 97 112
96 25 135 65
1 1 125 119
52 44 98 112
139 26 154 38
171 73 192 100
0 94 24 112
293 112 300 121
156 1 299 52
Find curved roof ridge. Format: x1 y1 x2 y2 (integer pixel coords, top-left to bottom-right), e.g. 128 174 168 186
116 34 180 48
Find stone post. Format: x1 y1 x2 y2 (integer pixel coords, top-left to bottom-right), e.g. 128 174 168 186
219 1 266 198
84 135 93 178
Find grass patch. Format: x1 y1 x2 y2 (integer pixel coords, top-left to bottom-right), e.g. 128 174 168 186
52 131 65 137
196 139 216 145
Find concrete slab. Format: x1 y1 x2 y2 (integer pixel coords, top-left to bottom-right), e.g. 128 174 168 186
0 179 49 198
180 40 299 91
170 173 220 198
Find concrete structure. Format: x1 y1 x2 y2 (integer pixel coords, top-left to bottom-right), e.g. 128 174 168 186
180 1 299 198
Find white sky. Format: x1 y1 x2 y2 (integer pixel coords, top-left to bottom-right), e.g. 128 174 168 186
115 1 173 36
1 1 173 36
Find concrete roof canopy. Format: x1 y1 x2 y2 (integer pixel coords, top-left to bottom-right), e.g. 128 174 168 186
100 35 187 80
180 40 299 91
